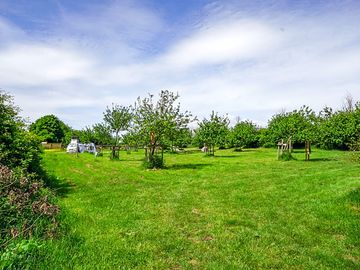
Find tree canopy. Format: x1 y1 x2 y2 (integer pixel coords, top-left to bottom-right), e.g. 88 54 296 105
133 90 194 167
230 120 259 149
30 114 69 143
195 111 229 155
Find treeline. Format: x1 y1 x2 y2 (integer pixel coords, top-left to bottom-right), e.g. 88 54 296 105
31 93 360 154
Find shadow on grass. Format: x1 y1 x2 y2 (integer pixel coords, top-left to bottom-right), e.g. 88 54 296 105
346 188 360 205
306 158 334 162
214 155 239 158
291 150 305 153
44 174 76 197
166 163 211 170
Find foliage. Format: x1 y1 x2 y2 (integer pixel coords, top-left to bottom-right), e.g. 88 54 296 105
0 166 59 244
122 129 142 151
229 120 259 149
278 151 295 161
195 111 229 155
0 92 42 174
0 239 43 269
133 90 194 167
30 115 69 143
317 105 360 150
143 154 164 169
263 106 318 147
92 123 113 145
174 128 193 149
0 91 59 265
103 104 133 159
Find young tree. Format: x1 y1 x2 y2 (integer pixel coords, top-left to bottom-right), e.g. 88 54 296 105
133 90 193 168
103 104 132 159
196 111 229 156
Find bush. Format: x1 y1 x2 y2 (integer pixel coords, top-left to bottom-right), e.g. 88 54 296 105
0 91 60 264
278 151 295 161
143 155 164 169
0 165 60 249
0 239 43 270
0 92 43 175
349 138 360 162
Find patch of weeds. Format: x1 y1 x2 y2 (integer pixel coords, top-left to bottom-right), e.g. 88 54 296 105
143 155 164 169
278 152 296 161
0 239 43 270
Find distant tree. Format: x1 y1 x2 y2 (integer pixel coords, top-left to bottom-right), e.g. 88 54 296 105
134 90 193 168
175 127 193 149
264 106 318 147
122 129 142 151
343 93 355 112
103 104 133 159
230 120 259 149
30 114 69 143
317 106 360 150
93 123 113 145
196 111 229 155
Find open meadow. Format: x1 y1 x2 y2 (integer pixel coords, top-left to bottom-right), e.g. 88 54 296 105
31 148 360 269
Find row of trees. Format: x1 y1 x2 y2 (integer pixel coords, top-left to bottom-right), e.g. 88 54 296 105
29 91 360 167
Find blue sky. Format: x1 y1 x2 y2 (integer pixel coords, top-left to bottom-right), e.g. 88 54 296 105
1 0 360 129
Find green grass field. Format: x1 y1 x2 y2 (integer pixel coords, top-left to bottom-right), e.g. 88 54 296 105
35 148 359 269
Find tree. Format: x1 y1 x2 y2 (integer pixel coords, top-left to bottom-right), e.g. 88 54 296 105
30 114 69 143
0 91 42 173
263 106 318 147
230 120 259 149
93 123 113 145
317 106 360 150
103 104 133 159
133 90 193 168
122 129 142 151
174 127 193 149
196 111 229 155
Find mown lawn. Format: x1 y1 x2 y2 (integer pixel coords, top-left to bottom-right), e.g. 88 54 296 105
35 148 359 269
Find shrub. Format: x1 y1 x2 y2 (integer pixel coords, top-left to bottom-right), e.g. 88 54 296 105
143 155 164 169
0 239 43 270
349 137 360 162
0 165 60 250
0 91 60 264
0 92 43 175
278 151 295 161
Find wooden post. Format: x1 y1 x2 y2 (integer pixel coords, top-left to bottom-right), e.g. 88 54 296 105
305 141 311 161
277 142 281 160
161 147 164 164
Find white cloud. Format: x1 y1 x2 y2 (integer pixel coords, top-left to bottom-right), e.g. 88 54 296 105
0 44 93 86
162 19 281 69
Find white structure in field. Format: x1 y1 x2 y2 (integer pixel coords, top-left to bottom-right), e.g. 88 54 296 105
66 138 96 154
